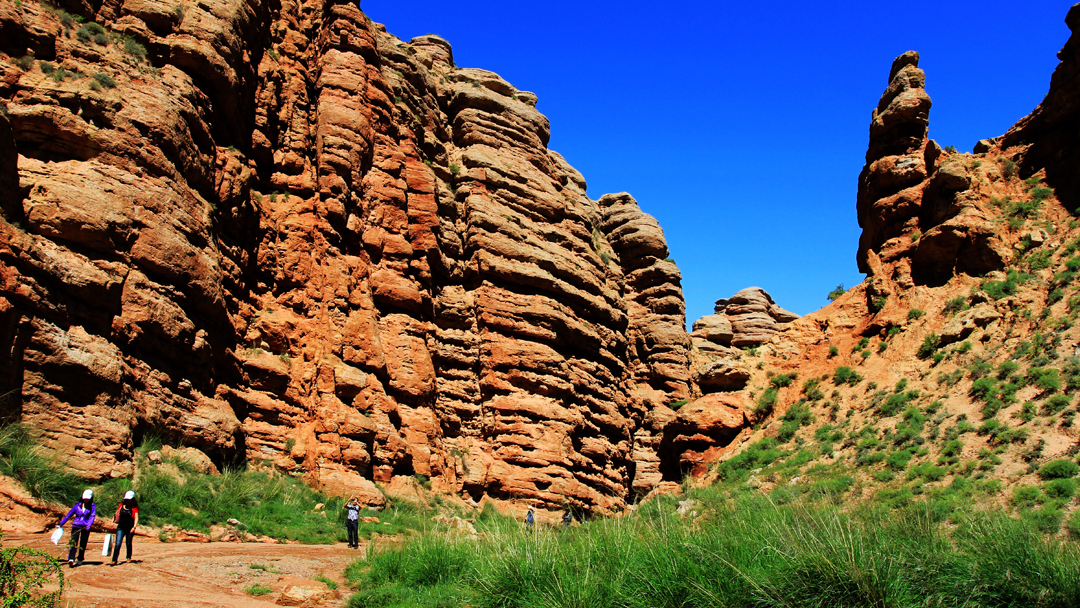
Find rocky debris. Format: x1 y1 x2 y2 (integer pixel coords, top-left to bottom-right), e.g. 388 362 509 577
856 51 1007 288
675 499 701 518
0 2 696 514
275 579 339 607
432 514 479 536
158 525 211 543
939 304 1002 345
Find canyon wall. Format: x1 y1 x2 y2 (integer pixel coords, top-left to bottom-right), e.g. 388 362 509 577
0 0 695 512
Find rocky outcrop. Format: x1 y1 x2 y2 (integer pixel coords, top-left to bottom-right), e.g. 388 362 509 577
0 1 693 513
691 287 798 354
1003 4 1080 212
856 51 1008 289
659 393 749 479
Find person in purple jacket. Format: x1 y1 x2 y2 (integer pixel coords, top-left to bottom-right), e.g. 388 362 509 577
57 489 96 567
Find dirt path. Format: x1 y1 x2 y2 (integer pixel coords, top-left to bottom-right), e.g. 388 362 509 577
6 533 366 608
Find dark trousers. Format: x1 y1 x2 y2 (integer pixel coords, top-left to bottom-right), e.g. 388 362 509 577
346 519 359 548
67 526 90 562
112 527 133 562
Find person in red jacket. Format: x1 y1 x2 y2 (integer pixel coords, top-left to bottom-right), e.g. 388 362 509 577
110 490 139 565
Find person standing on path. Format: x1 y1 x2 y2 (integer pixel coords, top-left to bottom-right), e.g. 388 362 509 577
58 489 96 567
345 497 361 549
524 506 535 531
110 490 139 565
561 508 572 530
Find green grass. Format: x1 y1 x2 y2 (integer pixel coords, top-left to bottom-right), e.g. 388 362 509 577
94 453 354 543
0 424 82 505
344 491 1080 608
245 583 273 596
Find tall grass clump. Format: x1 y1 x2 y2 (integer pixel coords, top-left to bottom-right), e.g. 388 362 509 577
0 424 82 505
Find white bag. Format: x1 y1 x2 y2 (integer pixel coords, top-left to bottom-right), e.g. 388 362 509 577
50 527 64 545
101 533 111 556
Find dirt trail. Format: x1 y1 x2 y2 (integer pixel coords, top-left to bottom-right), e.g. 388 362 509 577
7 533 365 608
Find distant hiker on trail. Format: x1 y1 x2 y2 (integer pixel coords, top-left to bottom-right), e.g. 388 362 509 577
58 489 96 567
561 508 572 530
110 490 139 565
345 496 361 549
524 506 535 531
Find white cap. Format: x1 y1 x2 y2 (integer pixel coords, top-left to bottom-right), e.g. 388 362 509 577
124 491 135 500
82 489 93 500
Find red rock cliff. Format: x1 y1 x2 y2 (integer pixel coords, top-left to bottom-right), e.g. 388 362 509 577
0 0 692 513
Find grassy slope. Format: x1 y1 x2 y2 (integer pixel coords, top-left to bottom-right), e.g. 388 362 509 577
726 159 1080 536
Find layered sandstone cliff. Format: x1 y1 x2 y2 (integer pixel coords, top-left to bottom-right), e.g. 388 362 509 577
0 0 693 513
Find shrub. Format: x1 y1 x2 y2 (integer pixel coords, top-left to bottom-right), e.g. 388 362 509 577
777 401 813 442
801 378 824 401
1030 367 1061 393
449 163 460 175
123 36 147 60
754 388 779 418
870 294 887 312
38 61 55 74
826 284 845 301
833 366 862 387
828 345 838 358
1013 485 1043 507
76 22 106 44
917 333 940 359
1045 478 1077 499
1042 394 1071 416
10 55 33 70
245 584 273 596
943 297 968 315
769 373 797 388
886 449 913 471
1027 249 1053 271
982 269 1031 300
1030 186 1054 202
909 462 947 482
0 531 65 607
907 308 925 321
1038 459 1080 480
92 72 116 88
1001 158 1019 178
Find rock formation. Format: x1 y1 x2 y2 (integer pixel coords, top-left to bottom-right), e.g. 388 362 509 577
856 51 1008 292
0 1 692 513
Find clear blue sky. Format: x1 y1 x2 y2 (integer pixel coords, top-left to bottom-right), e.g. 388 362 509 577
363 1 1072 323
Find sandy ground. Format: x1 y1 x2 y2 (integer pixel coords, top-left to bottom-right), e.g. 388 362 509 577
6 533 364 608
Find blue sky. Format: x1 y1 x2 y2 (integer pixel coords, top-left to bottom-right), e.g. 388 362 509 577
363 1 1072 323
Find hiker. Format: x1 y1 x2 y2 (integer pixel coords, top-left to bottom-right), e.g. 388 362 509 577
345 496 361 549
110 490 139 565
524 506 535 531
561 508 572 530
57 489 96 567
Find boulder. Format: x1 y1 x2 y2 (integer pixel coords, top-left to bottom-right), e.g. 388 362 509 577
693 359 751 393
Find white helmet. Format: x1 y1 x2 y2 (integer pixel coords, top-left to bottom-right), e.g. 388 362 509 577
124 490 135 500
82 489 93 500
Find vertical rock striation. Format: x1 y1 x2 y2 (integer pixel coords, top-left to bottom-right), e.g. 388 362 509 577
0 0 692 512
